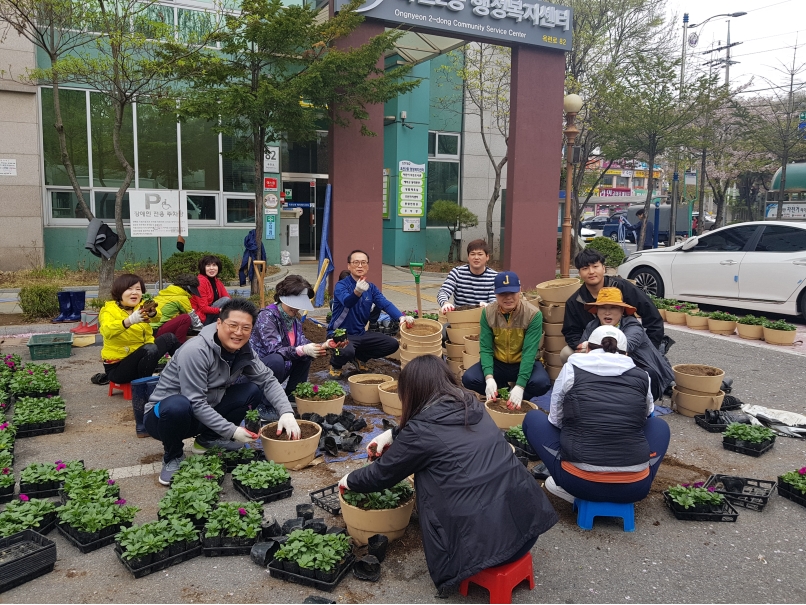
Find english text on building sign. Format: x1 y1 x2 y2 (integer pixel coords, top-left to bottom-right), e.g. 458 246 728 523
334 0 571 50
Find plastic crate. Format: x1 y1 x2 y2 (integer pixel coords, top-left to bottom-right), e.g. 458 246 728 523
722 437 775 457
57 522 129 554
663 492 739 522
703 475 776 512
694 415 728 433
310 483 341 515
268 554 355 592
0 529 57 593
27 334 73 361
115 543 202 579
777 477 806 509
232 478 293 504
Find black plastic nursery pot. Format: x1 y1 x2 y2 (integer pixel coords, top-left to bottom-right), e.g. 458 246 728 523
309 484 341 515
202 534 258 557
115 541 203 579
703 475 776 512
777 477 806 508
663 492 739 522
0 484 14 504
232 478 293 504
268 554 355 592
694 414 728 433
0 530 57 593
722 436 775 457
57 521 131 554
15 420 66 439
503 434 539 460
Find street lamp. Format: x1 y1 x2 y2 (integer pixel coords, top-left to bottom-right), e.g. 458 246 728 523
560 93 583 278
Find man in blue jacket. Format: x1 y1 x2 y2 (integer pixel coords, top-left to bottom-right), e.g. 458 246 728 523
328 250 414 377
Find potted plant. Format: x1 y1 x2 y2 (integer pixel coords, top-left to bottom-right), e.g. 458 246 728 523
339 478 415 545
13 395 66 434
722 422 776 457
202 501 263 551
777 467 806 508
19 460 83 495
272 528 353 583
736 314 766 340
57 496 139 548
504 425 538 459
685 310 711 330
0 496 59 537
762 319 797 346
671 364 724 394
8 364 60 398
158 480 221 529
665 302 696 325
231 460 291 501
260 420 322 470
484 389 538 429
116 517 200 572
2 354 22 373
649 296 668 321
707 311 739 335
170 455 225 486
0 465 14 503
244 407 261 434
664 482 728 519
293 381 346 416
347 374 394 405
61 469 120 503
204 446 260 473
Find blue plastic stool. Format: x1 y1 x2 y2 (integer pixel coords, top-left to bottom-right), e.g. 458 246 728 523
573 499 635 532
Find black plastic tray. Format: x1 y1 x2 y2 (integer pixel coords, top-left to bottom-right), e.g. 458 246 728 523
115 544 202 578
722 437 775 457
0 529 57 593
57 523 127 554
232 478 293 504
15 421 65 438
17 485 61 499
268 554 354 592
504 435 540 461
310 483 341 515
202 536 258 557
0 486 14 504
694 415 728 433
777 477 806 508
703 475 776 512
663 492 739 522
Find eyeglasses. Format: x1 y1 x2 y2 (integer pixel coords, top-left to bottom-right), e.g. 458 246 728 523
222 321 253 334
350 260 369 266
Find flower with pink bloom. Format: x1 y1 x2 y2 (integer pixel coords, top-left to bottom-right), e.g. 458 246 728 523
107 479 116 485
56 463 66 471
115 499 127 506
55 460 63 464
707 486 716 492
799 467 806 475
693 482 704 488
19 494 29 501
205 474 215 480
2 468 9 475
312 385 319 394
238 507 247 516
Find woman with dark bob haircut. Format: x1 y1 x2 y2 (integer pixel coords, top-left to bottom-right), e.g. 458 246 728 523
97 274 181 432
249 275 334 419
193 254 230 326
338 355 558 596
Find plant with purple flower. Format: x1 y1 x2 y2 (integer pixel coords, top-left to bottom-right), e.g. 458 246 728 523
780 467 806 495
667 482 725 510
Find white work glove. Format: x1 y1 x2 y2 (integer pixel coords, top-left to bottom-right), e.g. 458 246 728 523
399 315 415 328
366 429 394 460
441 303 455 314
277 413 301 440
323 339 336 349
233 426 258 443
300 342 326 358
354 278 370 294
575 341 589 354
485 377 498 401
127 310 145 325
479 301 489 307
507 386 525 410
338 472 351 495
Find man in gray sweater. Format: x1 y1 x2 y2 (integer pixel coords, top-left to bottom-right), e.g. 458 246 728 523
145 298 300 485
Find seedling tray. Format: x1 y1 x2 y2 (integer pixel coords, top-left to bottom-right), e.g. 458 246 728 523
0 530 57 593
694 415 728 433
115 544 202 579
232 479 293 504
504 435 539 461
268 554 355 592
310 484 341 515
703 475 776 512
202 536 258 557
57 523 128 554
722 437 775 457
0 485 14 504
663 492 739 522
15 420 66 439
777 477 806 509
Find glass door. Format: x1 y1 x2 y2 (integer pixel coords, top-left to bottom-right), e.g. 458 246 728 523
284 178 322 259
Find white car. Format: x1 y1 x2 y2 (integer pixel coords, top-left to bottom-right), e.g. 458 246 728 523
617 221 806 321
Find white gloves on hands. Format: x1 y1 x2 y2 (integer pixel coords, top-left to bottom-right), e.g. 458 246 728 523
507 386 524 410
127 310 145 325
367 429 394 460
441 303 455 314
485 377 498 401
301 343 326 358
479 301 489 307
277 413 301 440
399 315 415 328
354 278 370 294
338 472 350 495
233 426 258 443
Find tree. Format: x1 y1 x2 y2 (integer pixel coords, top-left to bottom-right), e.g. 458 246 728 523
436 43 510 250
179 0 418 293
1 0 219 297
427 200 479 262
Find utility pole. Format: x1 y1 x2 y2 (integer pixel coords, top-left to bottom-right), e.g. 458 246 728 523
669 13 688 245
725 20 732 86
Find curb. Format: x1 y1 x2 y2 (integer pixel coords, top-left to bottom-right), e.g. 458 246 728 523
664 323 806 358
0 322 76 337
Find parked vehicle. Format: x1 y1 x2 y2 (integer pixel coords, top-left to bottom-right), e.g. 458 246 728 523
602 202 688 245
617 221 806 320
581 215 611 230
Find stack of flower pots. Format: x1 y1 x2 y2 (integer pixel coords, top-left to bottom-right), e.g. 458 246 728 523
445 307 482 378
534 278 579 380
398 318 443 369
670 364 725 417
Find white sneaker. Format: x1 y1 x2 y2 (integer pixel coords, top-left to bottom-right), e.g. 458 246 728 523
544 476 575 503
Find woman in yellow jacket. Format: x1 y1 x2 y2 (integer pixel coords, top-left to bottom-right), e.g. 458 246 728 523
97 274 181 387
148 274 201 345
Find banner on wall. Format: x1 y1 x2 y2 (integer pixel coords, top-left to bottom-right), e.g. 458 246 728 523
383 168 390 219
129 190 188 238
398 160 426 217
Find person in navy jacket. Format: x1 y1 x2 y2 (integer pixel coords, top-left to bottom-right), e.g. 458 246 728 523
327 250 414 377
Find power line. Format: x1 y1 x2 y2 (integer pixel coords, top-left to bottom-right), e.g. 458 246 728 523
739 29 804 46
746 0 795 13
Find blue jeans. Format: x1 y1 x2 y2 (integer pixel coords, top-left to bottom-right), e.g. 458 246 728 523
522 411 670 503
261 353 312 396
144 382 262 462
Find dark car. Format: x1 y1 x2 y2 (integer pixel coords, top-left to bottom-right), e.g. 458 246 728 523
581 215 611 230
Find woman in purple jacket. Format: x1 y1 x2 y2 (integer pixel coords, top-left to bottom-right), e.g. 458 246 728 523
250 275 332 419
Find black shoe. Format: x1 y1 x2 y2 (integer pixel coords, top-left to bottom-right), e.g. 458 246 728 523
91 372 109 385
531 461 549 481
257 403 279 422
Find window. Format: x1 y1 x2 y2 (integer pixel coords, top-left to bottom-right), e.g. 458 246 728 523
282 132 328 174
41 88 89 187
178 8 216 44
226 197 255 224
187 194 217 221
91 92 134 188
222 134 254 193
95 191 130 220
137 104 179 189
427 161 460 223
49 190 91 220
694 225 759 252
755 225 806 252
633 177 645 188
181 117 219 191
616 176 630 188
428 131 460 159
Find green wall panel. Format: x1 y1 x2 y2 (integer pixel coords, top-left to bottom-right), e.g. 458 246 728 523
425 227 452 262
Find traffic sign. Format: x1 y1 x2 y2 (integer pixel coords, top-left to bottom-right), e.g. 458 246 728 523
800 111 806 121
798 121 806 130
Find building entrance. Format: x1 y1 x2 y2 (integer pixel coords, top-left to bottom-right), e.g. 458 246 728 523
282 175 328 260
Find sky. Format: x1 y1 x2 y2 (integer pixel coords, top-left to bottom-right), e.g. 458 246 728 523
665 0 804 94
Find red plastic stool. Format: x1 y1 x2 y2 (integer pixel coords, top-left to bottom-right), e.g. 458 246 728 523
459 552 534 604
108 381 132 400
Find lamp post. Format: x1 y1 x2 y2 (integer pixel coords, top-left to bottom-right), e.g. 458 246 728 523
560 93 583 278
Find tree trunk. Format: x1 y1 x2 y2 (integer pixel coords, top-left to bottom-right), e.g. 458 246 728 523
447 227 456 262
251 127 266 295
777 156 788 220
98 255 118 301
637 149 656 251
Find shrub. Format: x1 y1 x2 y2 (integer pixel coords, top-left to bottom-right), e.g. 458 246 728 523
585 237 626 268
18 285 60 320
162 251 236 282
